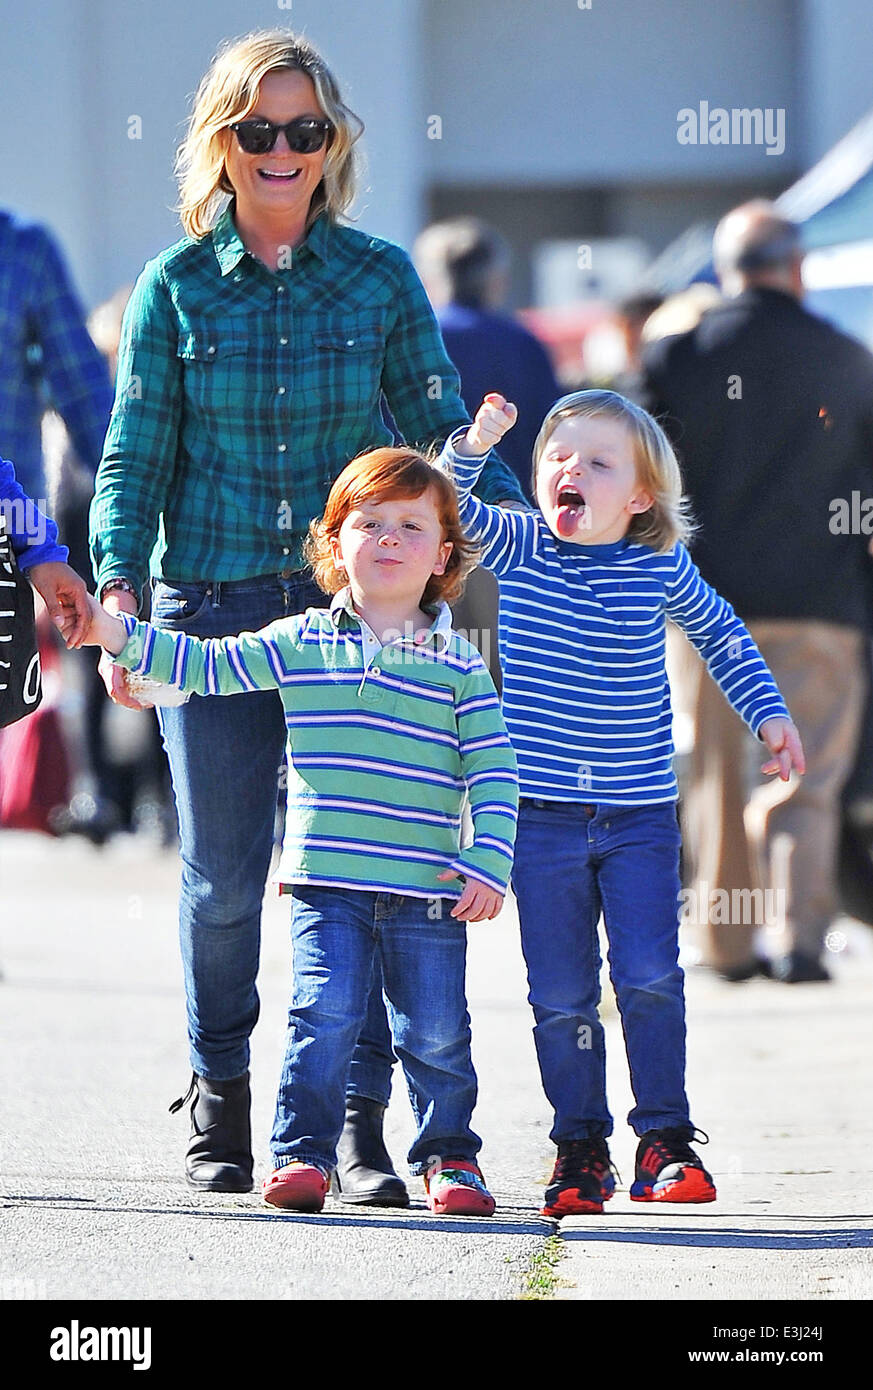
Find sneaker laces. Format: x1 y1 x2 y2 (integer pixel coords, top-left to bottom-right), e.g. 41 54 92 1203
555 1137 621 1185
643 1126 709 1169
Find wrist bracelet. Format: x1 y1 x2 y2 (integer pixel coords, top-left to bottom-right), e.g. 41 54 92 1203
100 577 138 604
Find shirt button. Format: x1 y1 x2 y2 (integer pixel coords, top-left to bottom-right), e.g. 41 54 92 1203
279 336 288 345
207 345 216 355
277 386 286 395
282 547 290 555
278 443 287 452
346 338 355 347
233 274 242 283
277 285 285 294
371 666 381 677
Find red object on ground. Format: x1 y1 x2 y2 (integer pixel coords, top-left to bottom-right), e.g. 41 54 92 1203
262 1162 329 1212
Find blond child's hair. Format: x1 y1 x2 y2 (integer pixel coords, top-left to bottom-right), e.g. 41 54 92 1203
532 389 695 553
176 29 363 240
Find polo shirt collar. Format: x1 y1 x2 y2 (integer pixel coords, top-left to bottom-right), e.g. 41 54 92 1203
330 586 453 652
211 203 332 277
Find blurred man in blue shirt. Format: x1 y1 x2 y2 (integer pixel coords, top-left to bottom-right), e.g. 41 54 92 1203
414 218 559 504
0 211 113 499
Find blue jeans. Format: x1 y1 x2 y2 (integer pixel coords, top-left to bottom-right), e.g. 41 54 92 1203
271 885 481 1175
153 573 396 1093
511 799 692 1143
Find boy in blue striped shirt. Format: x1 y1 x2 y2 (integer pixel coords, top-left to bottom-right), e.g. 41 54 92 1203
63 444 518 1217
443 389 804 1217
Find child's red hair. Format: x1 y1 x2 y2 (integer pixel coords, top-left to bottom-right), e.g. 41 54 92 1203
304 447 479 605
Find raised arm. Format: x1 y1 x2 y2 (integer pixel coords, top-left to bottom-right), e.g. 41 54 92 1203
439 397 539 576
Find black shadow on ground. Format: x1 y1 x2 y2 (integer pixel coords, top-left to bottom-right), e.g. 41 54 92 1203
1 1195 550 1237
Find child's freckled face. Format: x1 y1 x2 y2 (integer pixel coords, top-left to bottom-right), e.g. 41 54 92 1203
535 414 653 545
330 487 453 604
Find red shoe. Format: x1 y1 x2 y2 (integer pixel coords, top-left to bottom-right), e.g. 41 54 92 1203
630 1128 716 1203
424 1159 496 1216
263 1161 329 1211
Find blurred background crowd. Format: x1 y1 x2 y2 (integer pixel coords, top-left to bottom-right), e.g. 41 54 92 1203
2 0 873 984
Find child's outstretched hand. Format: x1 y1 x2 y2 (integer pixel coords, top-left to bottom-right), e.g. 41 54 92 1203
437 868 504 922
759 718 805 781
461 393 518 456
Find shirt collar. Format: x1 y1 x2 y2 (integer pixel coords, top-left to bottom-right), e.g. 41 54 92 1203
330 586 453 652
211 203 332 277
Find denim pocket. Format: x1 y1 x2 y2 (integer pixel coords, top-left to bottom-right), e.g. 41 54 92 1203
150 579 212 630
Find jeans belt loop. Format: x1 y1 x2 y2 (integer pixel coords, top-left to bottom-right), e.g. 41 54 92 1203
211 581 221 607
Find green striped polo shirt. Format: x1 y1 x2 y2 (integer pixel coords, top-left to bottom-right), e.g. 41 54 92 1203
112 591 518 899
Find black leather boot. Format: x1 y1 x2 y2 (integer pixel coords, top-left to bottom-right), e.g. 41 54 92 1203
332 1096 409 1207
169 1072 254 1192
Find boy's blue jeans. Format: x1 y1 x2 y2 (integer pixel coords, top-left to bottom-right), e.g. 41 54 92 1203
152 573 395 1098
511 798 692 1143
271 884 481 1176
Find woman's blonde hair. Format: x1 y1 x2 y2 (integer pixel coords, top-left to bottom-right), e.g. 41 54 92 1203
176 29 363 240
532 389 695 552
305 448 480 606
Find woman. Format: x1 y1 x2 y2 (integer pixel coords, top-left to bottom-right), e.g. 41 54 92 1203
90 29 523 1201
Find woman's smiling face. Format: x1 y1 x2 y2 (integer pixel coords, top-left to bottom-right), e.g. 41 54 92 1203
224 68 328 228
535 413 653 545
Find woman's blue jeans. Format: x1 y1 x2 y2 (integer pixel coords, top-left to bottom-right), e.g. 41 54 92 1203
152 573 396 1096
271 884 481 1175
511 798 692 1143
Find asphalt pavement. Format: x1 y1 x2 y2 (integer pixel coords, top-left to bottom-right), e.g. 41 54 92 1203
1 828 871 1304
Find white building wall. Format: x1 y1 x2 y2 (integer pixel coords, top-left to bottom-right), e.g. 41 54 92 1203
799 0 873 161
423 0 799 183
2 0 872 307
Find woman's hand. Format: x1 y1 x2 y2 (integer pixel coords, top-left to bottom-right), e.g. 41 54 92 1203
437 868 505 922
27 561 91 647
760 718 806 781
58 592 129 655
456 393 518 457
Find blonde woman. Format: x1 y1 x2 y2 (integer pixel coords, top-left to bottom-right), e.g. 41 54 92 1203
89 29 524 1200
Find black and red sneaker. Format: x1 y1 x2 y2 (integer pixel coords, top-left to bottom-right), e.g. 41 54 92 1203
542 1136 616 1217
630 1127 716 1203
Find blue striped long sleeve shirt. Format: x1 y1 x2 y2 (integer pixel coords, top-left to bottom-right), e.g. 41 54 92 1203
443 437 790 805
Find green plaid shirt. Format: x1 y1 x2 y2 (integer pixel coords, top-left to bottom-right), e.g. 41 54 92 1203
90 207 525 595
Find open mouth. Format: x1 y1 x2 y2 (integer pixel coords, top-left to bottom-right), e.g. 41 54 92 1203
554 485 589 537
258 168 303 182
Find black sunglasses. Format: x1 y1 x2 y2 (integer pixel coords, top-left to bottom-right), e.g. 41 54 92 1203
229 117 333 156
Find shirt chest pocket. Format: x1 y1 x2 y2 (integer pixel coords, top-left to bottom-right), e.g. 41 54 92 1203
176 323 247 418
311 322 385 414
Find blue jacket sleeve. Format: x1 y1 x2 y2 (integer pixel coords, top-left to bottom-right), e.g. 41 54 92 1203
0 456 69 569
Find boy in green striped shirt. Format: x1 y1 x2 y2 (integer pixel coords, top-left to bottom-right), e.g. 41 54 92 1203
63 440 518 1216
